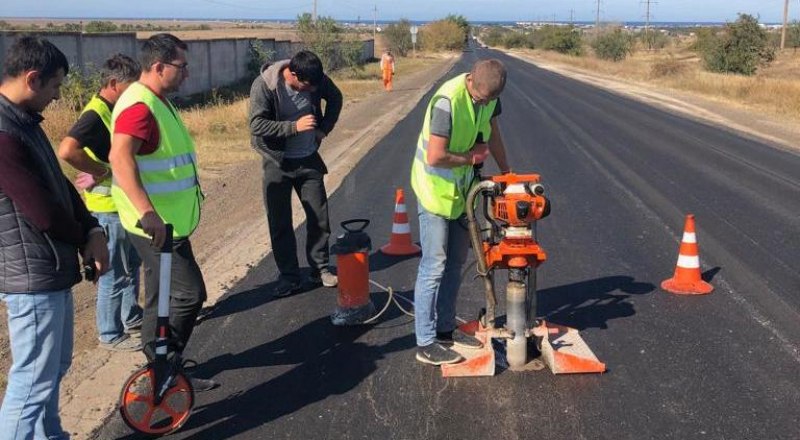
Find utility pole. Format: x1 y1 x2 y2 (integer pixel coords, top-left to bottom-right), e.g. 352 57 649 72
781 0 789 50
313 0 317 23
644 0 651 50
570 9 575 25
373 4 377 44
595 0 601 34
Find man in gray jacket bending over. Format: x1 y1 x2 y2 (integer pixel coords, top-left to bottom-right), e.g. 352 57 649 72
249 50 343 297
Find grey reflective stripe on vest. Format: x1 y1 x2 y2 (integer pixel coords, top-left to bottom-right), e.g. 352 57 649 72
143 176 199 194
135 152 197 172
415 144 455 179
89 185 112 196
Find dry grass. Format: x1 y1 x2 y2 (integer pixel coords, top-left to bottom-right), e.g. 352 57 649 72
333 55 434 102
42 55 432 178
515 46 800 119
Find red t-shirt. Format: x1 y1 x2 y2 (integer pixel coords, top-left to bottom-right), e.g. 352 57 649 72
113 92 172 155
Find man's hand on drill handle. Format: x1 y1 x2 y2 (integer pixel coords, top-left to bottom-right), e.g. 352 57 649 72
469 142 490 165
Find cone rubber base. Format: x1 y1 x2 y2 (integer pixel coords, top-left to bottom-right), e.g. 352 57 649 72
533 321 606 374
661 278 713 295
441 321 495 377
380 243 421 256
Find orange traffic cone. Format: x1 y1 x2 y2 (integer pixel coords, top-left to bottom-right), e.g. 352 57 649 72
661 214 713 295
380 188 421 256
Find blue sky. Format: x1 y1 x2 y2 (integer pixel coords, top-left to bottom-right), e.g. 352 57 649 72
0 0 789 23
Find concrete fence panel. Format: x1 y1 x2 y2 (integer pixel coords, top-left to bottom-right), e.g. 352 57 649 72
209 39 237 89
182 40 212 96
80 32 138 71
1 31 374 96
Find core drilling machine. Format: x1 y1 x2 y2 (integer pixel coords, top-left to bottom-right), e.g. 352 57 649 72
441 173 606 377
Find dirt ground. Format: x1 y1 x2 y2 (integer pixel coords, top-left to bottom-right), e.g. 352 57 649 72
1 47 800 439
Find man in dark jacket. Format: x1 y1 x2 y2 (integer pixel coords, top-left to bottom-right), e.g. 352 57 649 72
249 50 343 297
0 36 109 440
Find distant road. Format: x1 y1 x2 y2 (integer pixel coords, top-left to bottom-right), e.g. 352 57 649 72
97 46 800 440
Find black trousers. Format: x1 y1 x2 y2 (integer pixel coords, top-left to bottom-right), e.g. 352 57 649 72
262 153 331 282
129 234 207 361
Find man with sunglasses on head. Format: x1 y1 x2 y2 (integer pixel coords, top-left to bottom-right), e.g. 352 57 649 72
410 59 511 366
109 33 215 391
249 50 343 297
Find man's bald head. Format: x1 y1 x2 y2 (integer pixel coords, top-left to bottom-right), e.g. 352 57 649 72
469 59 507 98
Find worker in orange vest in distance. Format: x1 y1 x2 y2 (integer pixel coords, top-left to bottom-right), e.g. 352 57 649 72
380 49 395 91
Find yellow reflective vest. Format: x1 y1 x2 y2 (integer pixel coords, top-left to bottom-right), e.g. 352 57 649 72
111 82 203 238
410 73 497 219
80 95 116 213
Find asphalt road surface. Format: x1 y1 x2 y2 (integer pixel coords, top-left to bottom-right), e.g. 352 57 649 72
97 48 800 439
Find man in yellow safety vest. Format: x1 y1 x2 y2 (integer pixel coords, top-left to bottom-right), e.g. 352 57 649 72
58 54 144 352
410 59 511 366
109 34 215 391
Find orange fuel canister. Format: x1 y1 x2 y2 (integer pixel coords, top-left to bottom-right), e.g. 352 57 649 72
331 219 376 325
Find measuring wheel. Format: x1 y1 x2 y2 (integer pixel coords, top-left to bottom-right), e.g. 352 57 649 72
119 365 194 435
118 223 196 435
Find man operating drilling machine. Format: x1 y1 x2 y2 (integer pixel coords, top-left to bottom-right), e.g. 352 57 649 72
409 59 605 376
444 164 607 377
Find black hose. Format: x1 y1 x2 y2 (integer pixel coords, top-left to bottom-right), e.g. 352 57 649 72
466 180 498 328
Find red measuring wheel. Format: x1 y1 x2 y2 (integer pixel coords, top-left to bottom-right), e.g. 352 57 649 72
119 365 194 435
118 223 195 435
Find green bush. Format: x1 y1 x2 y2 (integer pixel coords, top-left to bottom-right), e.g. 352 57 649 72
538 26 583 55
444 14 470 43
502 31 533 49
246 41 274 78
641 30 669 50
701 14 774 75
339 38 366 75
84 21 118 33
592 28 634 61
482 27 509 47
297 13 343 71
383 19 413 56
61 68 103 110
787 21 800 50
421 20 465 51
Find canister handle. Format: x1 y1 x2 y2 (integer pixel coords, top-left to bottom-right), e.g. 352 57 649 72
341 219 370 233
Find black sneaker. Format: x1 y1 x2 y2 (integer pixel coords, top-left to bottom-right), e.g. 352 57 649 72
272 277 302 298
416 343 463 366
436 329 484 349
179 358 218 392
